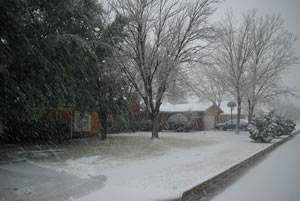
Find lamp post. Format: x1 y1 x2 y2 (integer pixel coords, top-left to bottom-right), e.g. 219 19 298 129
227 101 236 129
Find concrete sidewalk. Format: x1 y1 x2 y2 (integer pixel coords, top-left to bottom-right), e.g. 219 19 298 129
0 161 106 201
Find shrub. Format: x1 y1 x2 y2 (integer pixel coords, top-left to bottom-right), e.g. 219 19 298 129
285 119 296 134
271 113 295 137
274 115 286 137
184 121 193 132
107 112 136 134
248 114 274 143
249 111 296 143
1 119 69 144
168 113 192 132
140 120 152 131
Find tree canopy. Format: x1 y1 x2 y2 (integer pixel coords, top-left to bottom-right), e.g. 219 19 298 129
0 0 126 126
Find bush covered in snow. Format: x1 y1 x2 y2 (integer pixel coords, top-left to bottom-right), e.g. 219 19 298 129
268 112 295 137
285 119 296 134
249 112 296 143
168 113 192 132
248 113 274 143
274 117 296 136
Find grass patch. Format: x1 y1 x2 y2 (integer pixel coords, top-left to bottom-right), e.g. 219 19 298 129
9 132 217 164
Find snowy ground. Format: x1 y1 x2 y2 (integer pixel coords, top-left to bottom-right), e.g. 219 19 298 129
212 131 300 201
296 121 300 130
6 130 292 201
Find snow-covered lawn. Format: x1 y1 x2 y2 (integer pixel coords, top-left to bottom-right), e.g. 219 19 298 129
296 121 300 130
10 131 288 201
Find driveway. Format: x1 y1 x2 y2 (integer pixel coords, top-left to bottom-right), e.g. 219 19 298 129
0 160 106 201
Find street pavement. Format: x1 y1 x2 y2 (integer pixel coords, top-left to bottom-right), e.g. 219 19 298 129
0 161 106 201
212 133 300 201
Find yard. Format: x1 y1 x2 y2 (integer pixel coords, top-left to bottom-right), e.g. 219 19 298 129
4 130 283 201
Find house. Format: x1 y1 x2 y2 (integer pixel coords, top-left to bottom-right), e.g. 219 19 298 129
159 97 224 130
42 92 141 139
219 113 247 123
42 107 101 139
218 102 247 123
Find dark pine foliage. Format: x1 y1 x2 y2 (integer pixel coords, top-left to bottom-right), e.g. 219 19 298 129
0 0 128 142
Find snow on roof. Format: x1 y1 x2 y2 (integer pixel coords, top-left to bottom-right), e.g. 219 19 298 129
160 96 235 113
160 102 210 112
160 96 212 112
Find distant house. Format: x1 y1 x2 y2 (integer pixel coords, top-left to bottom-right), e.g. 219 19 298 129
159 97 224 130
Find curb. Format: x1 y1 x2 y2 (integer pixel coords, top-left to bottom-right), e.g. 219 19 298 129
0 158 26 165
181 130 299 201
0 157 26 165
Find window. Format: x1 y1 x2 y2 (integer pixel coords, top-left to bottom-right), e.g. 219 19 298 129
75 112 90 131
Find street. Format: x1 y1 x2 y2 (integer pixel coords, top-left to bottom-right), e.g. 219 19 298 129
0 161 106 201
212 133 300 201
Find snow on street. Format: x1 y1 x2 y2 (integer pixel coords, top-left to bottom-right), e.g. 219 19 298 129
212 132 300 201
0 161 106 201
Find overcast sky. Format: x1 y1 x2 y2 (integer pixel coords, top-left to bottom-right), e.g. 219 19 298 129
214 0 300 106
103 0 299 106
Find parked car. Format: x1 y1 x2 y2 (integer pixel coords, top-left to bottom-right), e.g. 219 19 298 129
216 119 248 131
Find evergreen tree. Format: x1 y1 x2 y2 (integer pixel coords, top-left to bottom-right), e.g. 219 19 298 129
0 0 127 140
0 0 102 120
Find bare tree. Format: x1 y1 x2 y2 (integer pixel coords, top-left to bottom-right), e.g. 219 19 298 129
188 64 227 129
246 10 298 122
214 10 298 133
111 0 219 139
214 11 254 134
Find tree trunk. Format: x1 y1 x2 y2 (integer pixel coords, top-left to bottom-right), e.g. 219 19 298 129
236 98 241 134
247 99 255 123
213 114 217 131
151 110 159 140
144 100 151 120
230 108 233 128
213 107 218 131
98 111 107 140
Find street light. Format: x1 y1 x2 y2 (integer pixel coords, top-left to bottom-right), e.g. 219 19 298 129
227 101 236 129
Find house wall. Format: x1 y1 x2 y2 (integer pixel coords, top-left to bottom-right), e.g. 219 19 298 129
203 115 215 130
42 109 100 139
42 108 72 125
90 112 101 134
40 92 141 139
190 115 203 131
185 111 204 131
73 112 101 138
219 114 247 123
205 105 221 115
203 105 223 130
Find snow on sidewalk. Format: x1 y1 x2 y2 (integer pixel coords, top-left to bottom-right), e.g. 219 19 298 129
42 131 276 201
211 132 300 201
